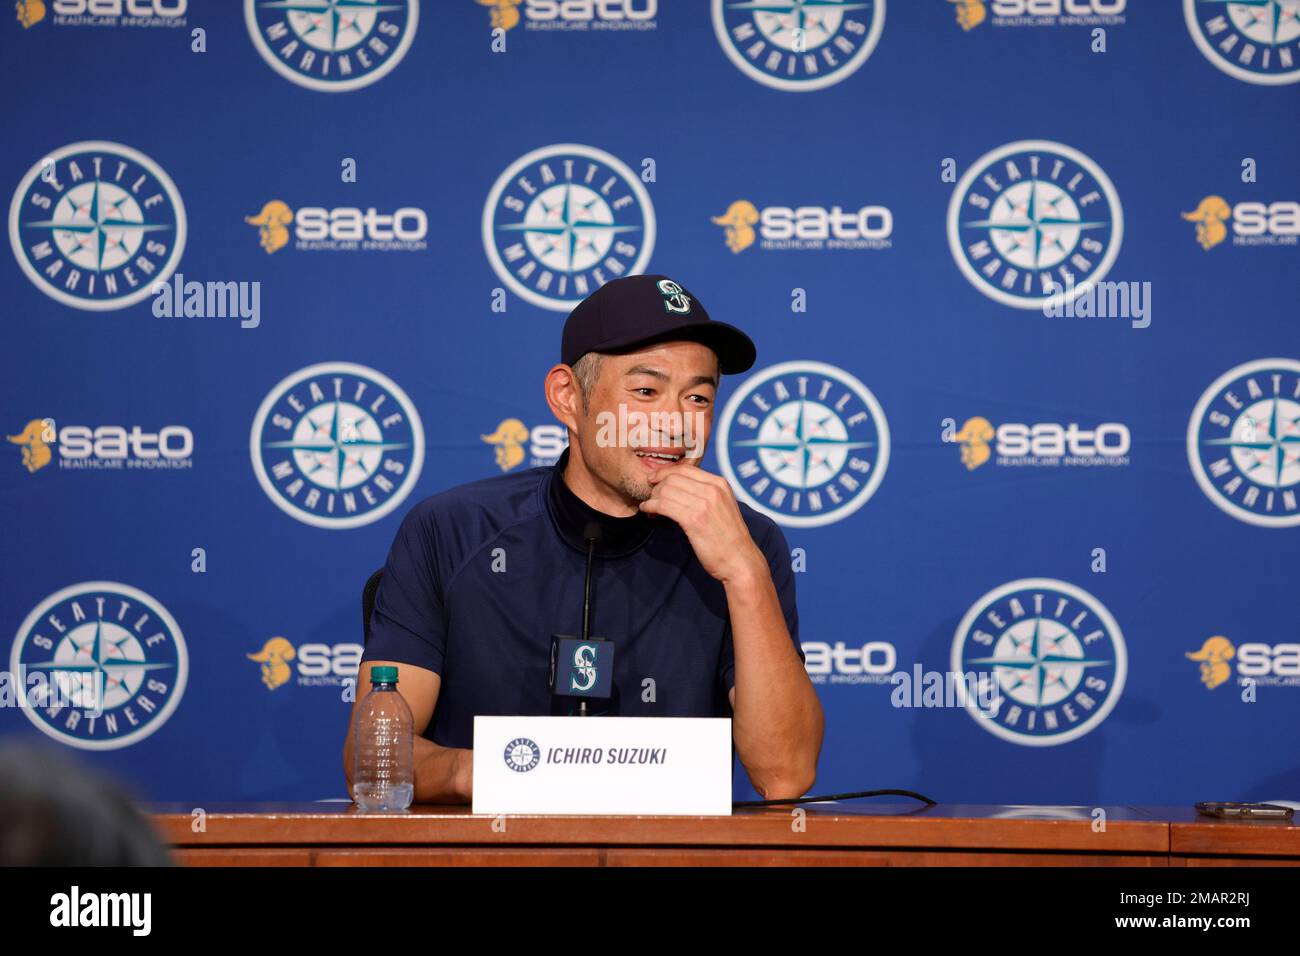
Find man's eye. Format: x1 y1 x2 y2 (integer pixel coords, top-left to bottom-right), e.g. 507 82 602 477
634 388 655 397
688 395 712 406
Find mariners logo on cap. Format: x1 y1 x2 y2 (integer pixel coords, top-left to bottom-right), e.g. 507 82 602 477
947 140 1123 311
1187 358 1300 528
245 0 419 92
951 578 1127 747
9 141 186 311
482 144 656 312
10 582 189 751
1184 0 1300 86
656 278 692 315
250 362 425 529
711 0 886 92
716 361 889 528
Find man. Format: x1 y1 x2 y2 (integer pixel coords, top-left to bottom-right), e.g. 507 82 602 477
344 274 823 803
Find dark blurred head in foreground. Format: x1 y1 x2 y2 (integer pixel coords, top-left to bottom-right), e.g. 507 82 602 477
0 739 172 866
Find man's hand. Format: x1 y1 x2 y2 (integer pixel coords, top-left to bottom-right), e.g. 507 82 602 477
641 465 823 799
413 735 473 804
638 467 765 584
344 662 472 804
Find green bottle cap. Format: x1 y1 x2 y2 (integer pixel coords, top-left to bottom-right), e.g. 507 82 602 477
370 665 399 684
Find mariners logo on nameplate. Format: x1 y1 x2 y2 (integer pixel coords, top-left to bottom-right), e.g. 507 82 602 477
503 737 541 773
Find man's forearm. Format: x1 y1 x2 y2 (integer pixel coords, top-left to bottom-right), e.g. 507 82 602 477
413 737 473 804
724 558 823 799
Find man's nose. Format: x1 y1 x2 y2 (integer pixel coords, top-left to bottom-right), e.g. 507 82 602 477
633 397 677 437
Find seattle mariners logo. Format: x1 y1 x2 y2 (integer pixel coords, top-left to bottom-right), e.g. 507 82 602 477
9 141 186 311
482 144 655 312
711 0 886 92
951 578 1127 746
571 643 598 693
716 361 889 528
947 140 1123 311
244 0 419 92
1187 358 1300 528
10 582 188 751
249 361 425 529
657 278 692 314
504 736 540 772
1184 0 1300 85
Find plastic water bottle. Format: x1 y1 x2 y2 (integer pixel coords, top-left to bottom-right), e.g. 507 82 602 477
351 666 414 811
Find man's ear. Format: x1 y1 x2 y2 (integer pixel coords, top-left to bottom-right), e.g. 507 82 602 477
544 364 582 432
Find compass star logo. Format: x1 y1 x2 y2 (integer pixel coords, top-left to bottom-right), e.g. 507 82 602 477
716 361 889 528
249 362 425 529
1184 0 1300 85
951 578 1127 746
245 0 419 92
1187 358 1300 528
504 737 540 772
711 0 886 92
947 140 1123 311
8 141 186 311
482 144 655 312
10 582 189 751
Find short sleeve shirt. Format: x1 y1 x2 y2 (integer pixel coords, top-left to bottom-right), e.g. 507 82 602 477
362 449 802 749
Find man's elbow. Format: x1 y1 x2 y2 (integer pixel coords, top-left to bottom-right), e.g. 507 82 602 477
750 749 819 801
746 704 823 800
752 764 817 802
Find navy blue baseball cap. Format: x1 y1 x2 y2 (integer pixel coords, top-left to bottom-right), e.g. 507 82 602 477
560 274 756 374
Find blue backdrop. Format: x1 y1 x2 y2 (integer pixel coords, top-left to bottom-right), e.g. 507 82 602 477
2 0 1297 806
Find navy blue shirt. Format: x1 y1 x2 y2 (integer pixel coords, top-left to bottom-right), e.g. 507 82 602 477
362 448 802 749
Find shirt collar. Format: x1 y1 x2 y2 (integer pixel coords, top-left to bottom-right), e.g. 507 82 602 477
545 446 658 557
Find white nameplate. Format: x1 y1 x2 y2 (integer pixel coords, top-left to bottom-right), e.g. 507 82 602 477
472 716 732 816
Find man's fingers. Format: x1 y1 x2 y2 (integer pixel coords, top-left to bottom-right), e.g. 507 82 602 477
640 485 702 521
651 470 737 513
650 465 723 486
646 482 703 512
639 496 682 520
650 469 731 497
647 462 720 486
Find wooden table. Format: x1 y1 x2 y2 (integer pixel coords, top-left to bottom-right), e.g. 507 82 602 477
143 803 1300 866
1166 806 1300 867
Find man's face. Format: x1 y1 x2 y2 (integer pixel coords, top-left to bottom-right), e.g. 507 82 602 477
572 340 720 504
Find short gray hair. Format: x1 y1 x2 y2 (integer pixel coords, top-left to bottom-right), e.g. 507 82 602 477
570 353 603 408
